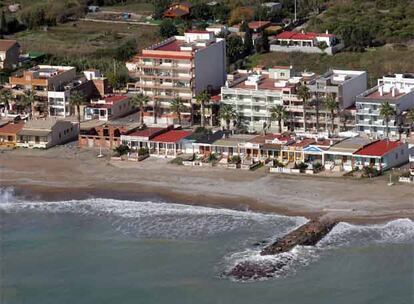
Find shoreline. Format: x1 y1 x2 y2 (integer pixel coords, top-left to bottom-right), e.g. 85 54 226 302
1 147 413 225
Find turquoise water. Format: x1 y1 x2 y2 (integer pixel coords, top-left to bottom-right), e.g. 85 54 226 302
1 192 413 304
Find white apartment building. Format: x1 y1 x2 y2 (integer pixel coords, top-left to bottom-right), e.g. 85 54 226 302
221 67 367 133
126 30 226 123
84 95 132 121
356 78 414 139
378 73 414 93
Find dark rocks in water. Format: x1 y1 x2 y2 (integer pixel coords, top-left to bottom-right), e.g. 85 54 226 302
226 219 337 281
261 219 337 256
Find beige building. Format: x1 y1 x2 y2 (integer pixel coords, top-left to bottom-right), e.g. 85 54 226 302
126 31 226 124
17 118 78 149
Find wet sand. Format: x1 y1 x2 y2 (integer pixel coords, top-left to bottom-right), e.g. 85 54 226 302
0 146 413 224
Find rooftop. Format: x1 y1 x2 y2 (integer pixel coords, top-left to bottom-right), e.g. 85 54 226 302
327 137 373 153
0 39 19 51
22 118 62 130
0 122 24 134
229 73 297 91
151 130 192 143
127 127 166 139
275 31 335 41
354 140 403 157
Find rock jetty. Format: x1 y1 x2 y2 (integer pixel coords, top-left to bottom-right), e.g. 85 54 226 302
227 219 337 280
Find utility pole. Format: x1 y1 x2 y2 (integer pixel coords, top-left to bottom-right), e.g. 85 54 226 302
294 0 297 23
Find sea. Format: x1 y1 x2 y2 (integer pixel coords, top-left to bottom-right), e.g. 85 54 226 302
0 187 413 304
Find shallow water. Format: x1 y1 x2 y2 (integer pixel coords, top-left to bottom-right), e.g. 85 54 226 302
1 189 413 304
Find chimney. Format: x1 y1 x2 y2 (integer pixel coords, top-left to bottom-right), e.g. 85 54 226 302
392 87 396 97
326 30 329 35
255 83 258 90
379 86 384 96
301 29 305 34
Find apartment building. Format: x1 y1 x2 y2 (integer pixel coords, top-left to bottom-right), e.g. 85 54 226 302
307 69 368 131
355 82 414 139
48 70 111 118
126 31 226 124
378 73 414 92
221 66 315 133
9 65 77 117
221 67 366 134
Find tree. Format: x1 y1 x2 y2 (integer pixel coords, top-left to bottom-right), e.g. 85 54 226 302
324 94 338 135
170 97 186 125
0 89 12 114
296 85 311 132
313 95 322 131
159 19 178 39
270 105 287 133
242 22 253 56
226 34 244 63
262 30 270 53
219 104 237 130
195 90 210 127
69 90 86 124
0 11 7 35
131 93 149 125
153 0 170 19
21 90 36 118
379 102 396 139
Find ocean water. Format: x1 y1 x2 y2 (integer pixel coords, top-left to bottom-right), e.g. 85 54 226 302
0 188 413 304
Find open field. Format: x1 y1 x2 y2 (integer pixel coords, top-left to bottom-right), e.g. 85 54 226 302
101 2 154 14
10 20 159 57
251 46 414 86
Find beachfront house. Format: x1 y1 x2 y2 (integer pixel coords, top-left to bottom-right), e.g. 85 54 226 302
148 130 193 157
0 120 24 147
121 127 170 150
16 118 78 149
353 140 408 172
323 137 373 172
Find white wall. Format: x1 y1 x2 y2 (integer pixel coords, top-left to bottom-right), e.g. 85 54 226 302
194 39 226 95
339 71 368 109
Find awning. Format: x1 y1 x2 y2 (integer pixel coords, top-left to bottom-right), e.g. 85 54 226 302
18 129 51 137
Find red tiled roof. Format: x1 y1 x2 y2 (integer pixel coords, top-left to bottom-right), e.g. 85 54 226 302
104 95 129 104
211 94 221 102
354 140 403 157
289 138 316 148
163 8 189 18
0 122 24 134
0 39 18 51
248 21 271 30
151 130 192 143
155 39 183 52
364 89 405 101
127 127 165 139
275 31 335 41
186 30 210 34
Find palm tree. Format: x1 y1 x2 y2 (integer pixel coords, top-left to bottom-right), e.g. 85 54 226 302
407 108 414 132
324 94 338 135
195 90 210 127
379 102 396 139
131 93 149 125
296 85 311 132
0 89 12 114
269 105 287 133
152 98 158 124
69 90 86 124
170 97 186 125
20 90 36 118
219 104 237 130
314 95 322 131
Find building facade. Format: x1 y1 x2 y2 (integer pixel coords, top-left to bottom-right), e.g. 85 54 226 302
84 95 133 121
221 67 366 134
356 77 414 139
126 31 226 124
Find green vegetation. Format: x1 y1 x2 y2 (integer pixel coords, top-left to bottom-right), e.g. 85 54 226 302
307 0 414 50
113 144 130 156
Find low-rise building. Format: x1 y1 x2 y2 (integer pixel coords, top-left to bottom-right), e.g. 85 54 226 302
163 1 192 19
0 40 20 70
270 30 344 55
149 129 193 157
84 95 132 121
353 140 408 172
0 120 24 147
17 118 78 149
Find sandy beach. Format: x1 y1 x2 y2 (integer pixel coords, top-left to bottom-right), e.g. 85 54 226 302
0 145 413 224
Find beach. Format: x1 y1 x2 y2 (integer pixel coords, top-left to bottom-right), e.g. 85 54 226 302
0 145 413 224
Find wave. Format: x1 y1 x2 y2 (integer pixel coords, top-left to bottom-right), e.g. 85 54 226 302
0 188 306 240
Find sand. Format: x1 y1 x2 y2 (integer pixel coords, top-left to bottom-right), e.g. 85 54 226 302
0 145 413 224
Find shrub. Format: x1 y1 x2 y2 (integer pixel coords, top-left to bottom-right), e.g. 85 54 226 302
169 157 184 165
230 155 241 164
138 147 149 155
273 159 284 168
362 166 380 178
313 162 323 172
113 144 130 157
